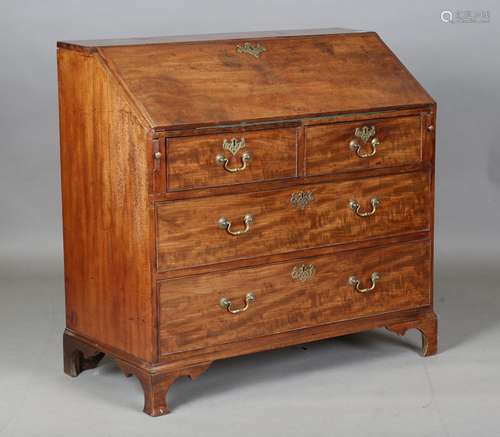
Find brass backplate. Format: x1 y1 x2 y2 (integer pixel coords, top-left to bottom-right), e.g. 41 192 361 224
223 138 246 156
354 125 376 143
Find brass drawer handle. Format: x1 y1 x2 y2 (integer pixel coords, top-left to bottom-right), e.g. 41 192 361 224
349 137 379 158
348 272 380 293
349 197 380 217
349 125 380 158
220 292 256 314
216 152 252 172
218 214 253 236
216 138 252 173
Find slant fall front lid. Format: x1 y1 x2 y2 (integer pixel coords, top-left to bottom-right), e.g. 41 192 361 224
58 29 433 129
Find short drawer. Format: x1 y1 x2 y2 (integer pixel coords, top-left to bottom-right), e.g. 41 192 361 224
166 127 298 191
305 116 422 176
156 171 430 271
159 240 431 355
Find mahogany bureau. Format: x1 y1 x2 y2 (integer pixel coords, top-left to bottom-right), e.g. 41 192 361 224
57 28 438 416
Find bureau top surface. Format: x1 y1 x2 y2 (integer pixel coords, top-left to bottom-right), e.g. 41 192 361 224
58 28 433 129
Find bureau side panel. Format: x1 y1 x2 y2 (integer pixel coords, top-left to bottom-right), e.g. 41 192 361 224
57 48 154 362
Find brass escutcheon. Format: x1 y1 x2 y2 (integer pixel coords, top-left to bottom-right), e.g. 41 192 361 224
355 126 376 143
291 264 316 282
236 42 267 58
223 138 246 156
290 191 314 209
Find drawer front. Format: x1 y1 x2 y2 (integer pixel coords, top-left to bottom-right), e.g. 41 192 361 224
159 240 431 355
305 116 422 176
166 127 298 191
156 172 430 271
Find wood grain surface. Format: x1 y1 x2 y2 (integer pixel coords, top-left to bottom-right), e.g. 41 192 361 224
167 127 298 191
156 171 430 271
58 48 155 362
93 32 433 129
305 115 422 176
58 29 437 416
159 240 431 354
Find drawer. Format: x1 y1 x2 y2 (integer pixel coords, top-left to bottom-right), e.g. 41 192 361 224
166 127 298 191
305 116 422 176
156 171 430 271
159 240 432 355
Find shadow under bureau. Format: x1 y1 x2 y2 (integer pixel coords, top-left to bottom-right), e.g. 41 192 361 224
57 28 438 416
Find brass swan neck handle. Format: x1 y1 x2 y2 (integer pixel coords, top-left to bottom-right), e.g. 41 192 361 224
219 292 256 314
218 214 253 236
348 272 380 293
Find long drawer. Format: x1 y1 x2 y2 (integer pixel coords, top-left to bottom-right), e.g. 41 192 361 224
156 171 430 271
159 240 432 355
